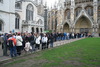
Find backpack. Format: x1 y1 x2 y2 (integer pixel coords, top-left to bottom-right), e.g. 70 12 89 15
8 40 14 47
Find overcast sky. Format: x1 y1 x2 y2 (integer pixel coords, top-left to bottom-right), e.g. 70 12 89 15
43 0 59 8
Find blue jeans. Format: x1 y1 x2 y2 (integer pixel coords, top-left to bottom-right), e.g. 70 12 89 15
50 42 53 48
67 36 70 40
30 41 35 51
10 46 17 57
31 45 35 51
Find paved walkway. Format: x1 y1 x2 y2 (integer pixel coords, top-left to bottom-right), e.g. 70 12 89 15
0 45 11 62
0 38 85 62
53 38 84 47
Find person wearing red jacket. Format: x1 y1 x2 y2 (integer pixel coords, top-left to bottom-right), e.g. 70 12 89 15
8 34 17 57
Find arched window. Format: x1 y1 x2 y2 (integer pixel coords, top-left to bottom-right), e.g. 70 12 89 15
15 14 20 29
67 10 70 19
37 19 43 24
66 10 70 19
75 7 82 17
98 6 100 17
86 6 93 16
0 20 3 31
15 2 22 9
26 4 34 21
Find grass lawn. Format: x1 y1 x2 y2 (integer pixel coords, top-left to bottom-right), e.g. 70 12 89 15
1 38 100 67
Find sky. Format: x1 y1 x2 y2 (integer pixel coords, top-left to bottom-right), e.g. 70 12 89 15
43 0 59 8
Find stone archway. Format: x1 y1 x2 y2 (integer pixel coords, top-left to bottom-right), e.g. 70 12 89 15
75 16 92 33
40 28 42 33
63 23 70 33
31 27 34 32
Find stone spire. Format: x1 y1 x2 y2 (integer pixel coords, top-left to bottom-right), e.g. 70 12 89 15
54 1 57 9
44 1 47 8
35 0 38 5
71 0 75 6
41 0 43 5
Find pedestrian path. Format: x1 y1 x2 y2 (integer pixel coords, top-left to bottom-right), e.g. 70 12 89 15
53 38 85 47
0 45 11 62
0 38 85 63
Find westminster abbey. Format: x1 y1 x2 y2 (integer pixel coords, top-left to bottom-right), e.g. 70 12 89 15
48 0 100 36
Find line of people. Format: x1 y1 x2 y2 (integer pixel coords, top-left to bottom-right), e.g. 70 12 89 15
0 32 54 58
0 32 91 58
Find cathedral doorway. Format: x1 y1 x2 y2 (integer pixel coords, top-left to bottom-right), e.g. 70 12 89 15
75 16 92 33
63 23 70 33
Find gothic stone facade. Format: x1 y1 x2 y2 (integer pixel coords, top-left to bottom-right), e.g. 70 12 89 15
48 0 100 34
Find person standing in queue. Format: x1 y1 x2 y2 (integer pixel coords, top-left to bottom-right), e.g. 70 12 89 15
16 32 23 56
8 34 17 57
3 33 9 56
49 33 54 48
41 34 48 49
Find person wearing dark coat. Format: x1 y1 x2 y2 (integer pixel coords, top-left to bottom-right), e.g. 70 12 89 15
21 33 26 50
29 32 35 52
46 34 50 48
49 33 54 48
3 33 9 56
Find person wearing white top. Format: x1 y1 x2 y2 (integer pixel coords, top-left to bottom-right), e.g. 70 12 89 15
16 36 23 46
72 33 75 39
24 41 32 53
41 34 48 49
67 33 70 40
16 33 23 56
35 34 41 49
35 36 41 45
